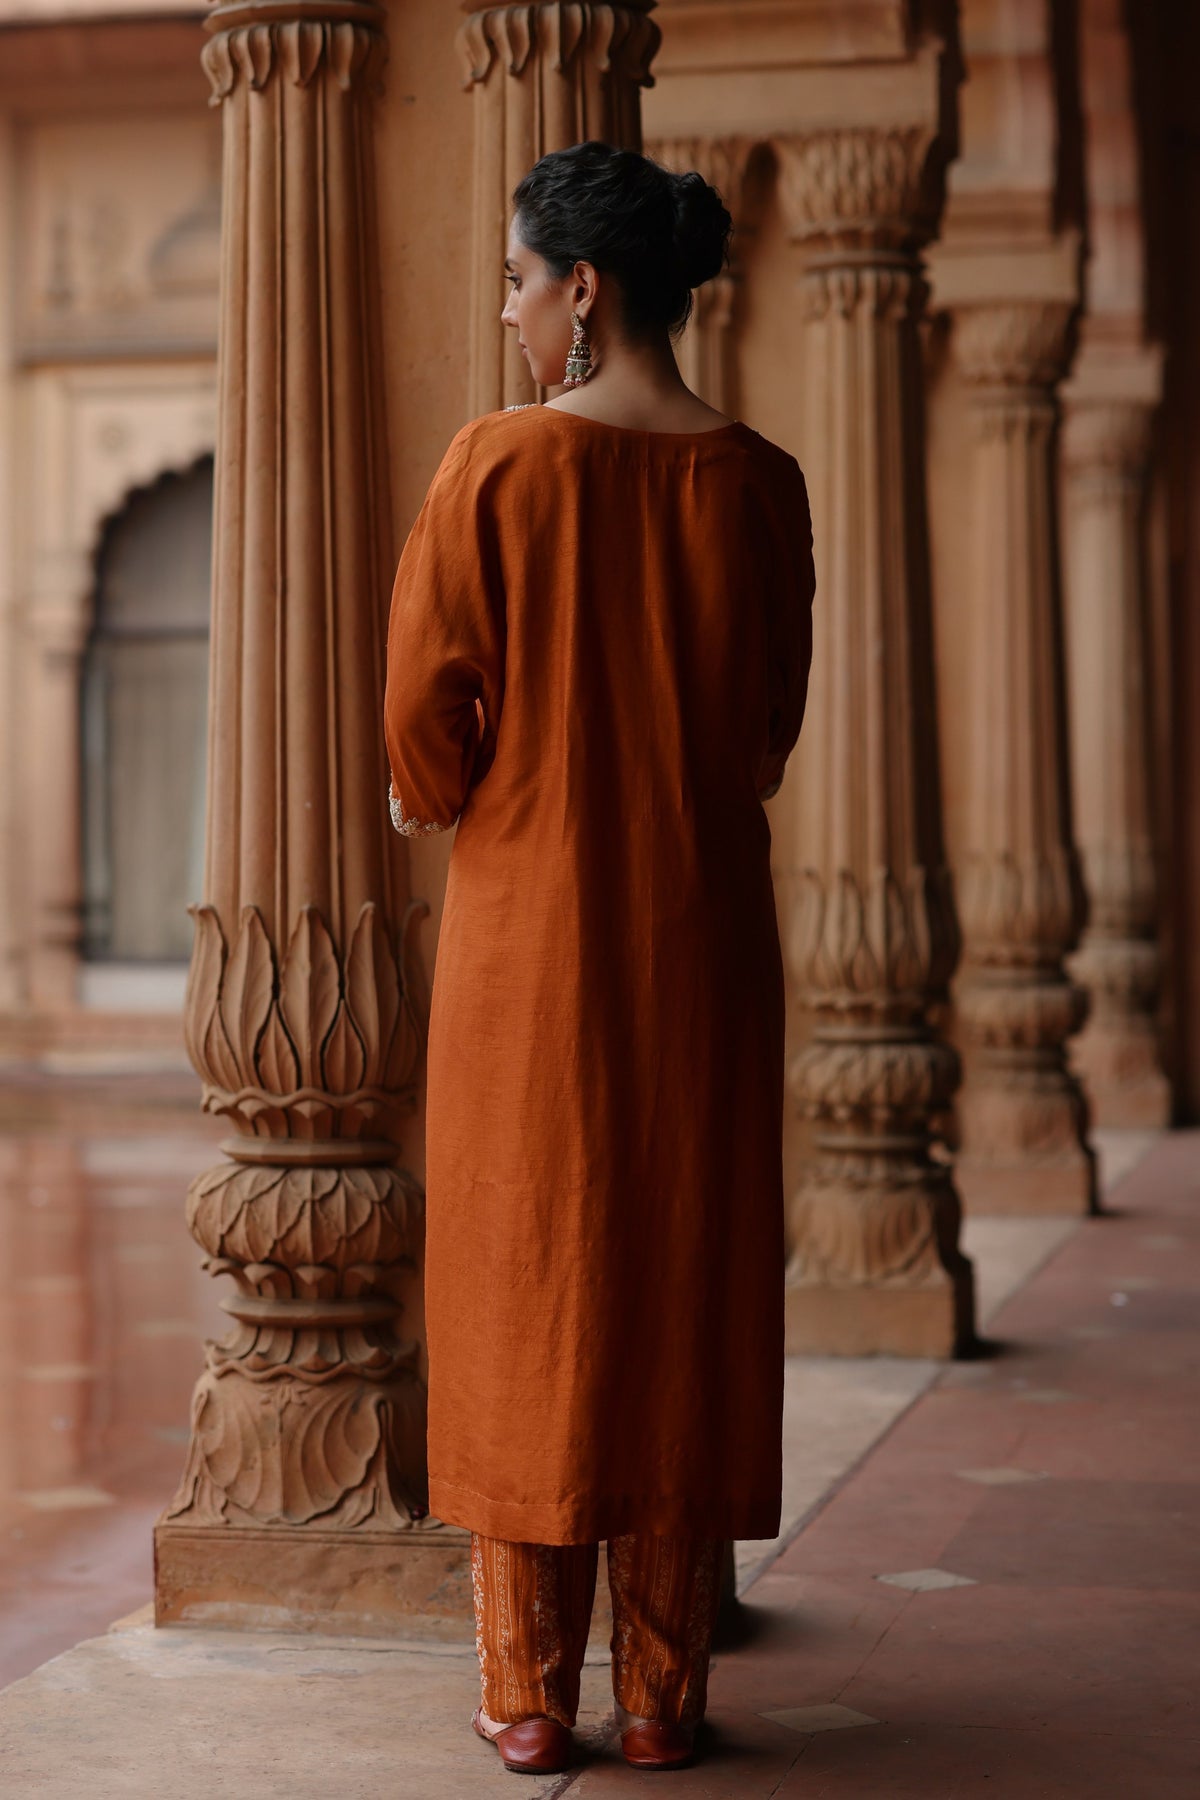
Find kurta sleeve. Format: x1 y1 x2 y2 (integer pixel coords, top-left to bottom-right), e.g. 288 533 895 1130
757 458 816 801
384 428 506 835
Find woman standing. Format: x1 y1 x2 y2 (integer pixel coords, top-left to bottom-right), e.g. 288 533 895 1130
384 141 815 1777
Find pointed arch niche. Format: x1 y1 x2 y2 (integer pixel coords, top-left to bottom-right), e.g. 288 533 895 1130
80 457 213 985
9 362 216 1022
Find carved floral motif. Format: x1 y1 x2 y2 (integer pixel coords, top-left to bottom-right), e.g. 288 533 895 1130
954 300 1074 391
165 1355 427 1529
775 127 939 251
957 848 1087 964
169 898 433 1531
457 1 660 89
187 1159 423 1272
790 865 960 1013
183 900 427 1138
789 1166 960 1288
202 11 386 104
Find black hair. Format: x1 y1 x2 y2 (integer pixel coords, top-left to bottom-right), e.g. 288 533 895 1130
511 140 732 338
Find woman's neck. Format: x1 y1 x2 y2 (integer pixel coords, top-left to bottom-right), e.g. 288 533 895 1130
544 333 731 432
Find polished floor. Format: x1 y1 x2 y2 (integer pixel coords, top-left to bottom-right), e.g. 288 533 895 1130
0 1075 226 1687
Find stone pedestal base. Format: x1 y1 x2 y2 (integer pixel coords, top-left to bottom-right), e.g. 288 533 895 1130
154 1523 740 1646
154 1522 473 1639
956 1149 1098 1216
784 1264 975 1359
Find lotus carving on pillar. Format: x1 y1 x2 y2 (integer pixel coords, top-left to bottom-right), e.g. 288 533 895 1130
184 899 427 1138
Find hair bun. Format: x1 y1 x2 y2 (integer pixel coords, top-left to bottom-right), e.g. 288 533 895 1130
668 170 732 289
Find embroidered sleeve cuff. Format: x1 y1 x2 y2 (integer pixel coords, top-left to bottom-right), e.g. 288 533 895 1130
388 780 457 837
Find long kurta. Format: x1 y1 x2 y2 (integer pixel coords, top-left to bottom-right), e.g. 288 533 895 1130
384 404 815 1546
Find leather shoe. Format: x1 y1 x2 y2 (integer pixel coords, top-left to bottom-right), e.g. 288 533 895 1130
471 1706 574 1774
620 1720 695 1770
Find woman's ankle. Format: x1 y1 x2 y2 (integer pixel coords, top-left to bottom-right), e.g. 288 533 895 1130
614 1699 694 1738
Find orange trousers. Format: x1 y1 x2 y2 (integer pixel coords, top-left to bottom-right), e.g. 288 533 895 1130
471 1532 723 1730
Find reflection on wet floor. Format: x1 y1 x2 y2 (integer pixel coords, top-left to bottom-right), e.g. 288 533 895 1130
0 1076 226 1686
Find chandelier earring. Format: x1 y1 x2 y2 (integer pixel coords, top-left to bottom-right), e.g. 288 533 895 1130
563 310 595 387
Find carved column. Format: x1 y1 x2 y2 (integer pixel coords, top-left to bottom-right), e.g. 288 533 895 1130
457 0 661 414
776 127 974 1359
1061 363 1170 1126
645 135 755 412
155 0 443 1633
950 301 1096 1213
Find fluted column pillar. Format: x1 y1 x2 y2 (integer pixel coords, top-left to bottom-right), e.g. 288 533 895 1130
950 301 1096 1214
457 0 660 414
155 0 441 1632
1062 361 1170 1126
645 135 754 412
775 128 974 1359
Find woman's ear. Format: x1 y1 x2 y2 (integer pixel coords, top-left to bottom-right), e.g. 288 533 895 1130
570 260 600 318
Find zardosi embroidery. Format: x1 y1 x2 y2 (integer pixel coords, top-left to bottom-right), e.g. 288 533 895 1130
388 780 455 836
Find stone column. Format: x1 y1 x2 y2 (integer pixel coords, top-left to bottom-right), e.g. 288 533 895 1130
457 0 661 414
950 299 1096 1213
645 135 754 412
27 575 90 1011
1061 356 1170 1126
155 0 447 1633
775 127 974 1359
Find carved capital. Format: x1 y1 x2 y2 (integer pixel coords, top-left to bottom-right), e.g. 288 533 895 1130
953 300 1074 393
202 2 386 104
774 127 939 255
457 1 659 91
1062 397 1155 489
646 134 756 235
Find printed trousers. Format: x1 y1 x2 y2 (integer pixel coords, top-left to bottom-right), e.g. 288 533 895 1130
471 1532 723 1730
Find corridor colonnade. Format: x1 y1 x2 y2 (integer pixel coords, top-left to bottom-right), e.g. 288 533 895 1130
156 0 1175 1630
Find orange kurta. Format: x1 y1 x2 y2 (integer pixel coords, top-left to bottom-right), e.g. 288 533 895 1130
384 405 815 1545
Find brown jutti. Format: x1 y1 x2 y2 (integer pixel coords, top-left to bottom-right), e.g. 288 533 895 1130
384 404 815 1546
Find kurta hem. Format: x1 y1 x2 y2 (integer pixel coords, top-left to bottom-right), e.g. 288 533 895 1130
428 1475 784 1548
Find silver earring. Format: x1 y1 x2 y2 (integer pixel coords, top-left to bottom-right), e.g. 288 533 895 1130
563 310 594 386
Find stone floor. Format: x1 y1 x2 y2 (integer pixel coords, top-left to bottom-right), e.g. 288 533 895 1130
0 1096 1194 1796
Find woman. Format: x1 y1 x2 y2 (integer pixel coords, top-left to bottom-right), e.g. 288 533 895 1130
384 141 815 1777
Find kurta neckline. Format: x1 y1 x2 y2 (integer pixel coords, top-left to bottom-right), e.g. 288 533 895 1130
530 405 747 442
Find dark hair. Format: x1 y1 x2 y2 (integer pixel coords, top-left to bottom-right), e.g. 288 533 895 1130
511 141 732 337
